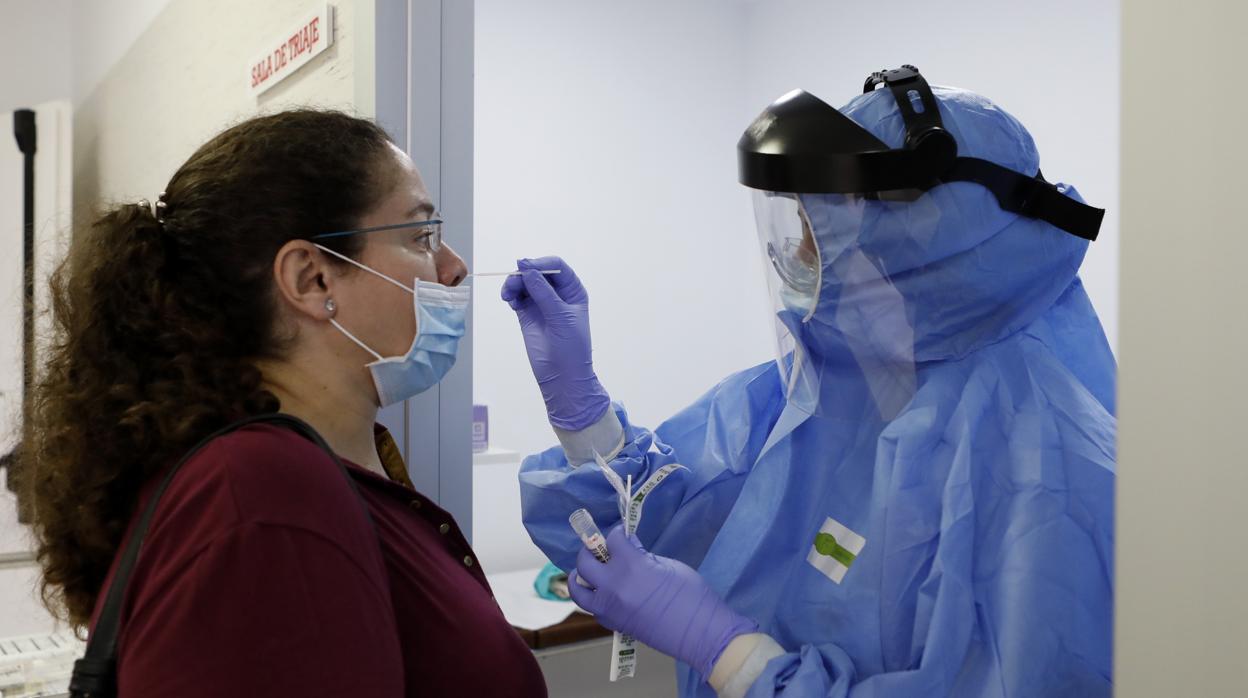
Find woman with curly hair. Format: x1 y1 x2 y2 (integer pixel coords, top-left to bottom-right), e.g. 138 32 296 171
20 109 546 697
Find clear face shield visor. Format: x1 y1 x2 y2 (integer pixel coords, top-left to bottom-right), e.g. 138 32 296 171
752 190 822 413
751 188 921 421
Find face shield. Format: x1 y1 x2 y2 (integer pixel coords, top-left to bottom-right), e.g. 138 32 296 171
739 65 1106 419
752 186 929 421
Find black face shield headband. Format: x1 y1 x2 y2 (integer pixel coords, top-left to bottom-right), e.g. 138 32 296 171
737 65 1105 241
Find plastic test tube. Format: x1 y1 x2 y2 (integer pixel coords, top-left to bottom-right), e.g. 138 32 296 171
570 507 638 681
569 508 611 563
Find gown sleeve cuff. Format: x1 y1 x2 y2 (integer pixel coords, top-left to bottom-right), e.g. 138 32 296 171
714 634 785 698
551 406 626 466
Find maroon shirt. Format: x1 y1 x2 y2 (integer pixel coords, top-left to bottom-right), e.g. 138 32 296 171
88 423 547 697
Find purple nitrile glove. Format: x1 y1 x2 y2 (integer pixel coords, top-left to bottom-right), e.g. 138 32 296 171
500 256 611 431
568 526 759 679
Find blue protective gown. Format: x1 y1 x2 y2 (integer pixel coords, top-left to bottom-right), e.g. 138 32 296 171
519 86 1116 698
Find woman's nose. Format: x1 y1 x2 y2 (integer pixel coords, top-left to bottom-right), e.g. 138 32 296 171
437 243 468 287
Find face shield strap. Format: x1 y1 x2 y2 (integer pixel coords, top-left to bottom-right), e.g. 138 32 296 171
941 157 1104 241
866 65 1104 241
864 65 947 153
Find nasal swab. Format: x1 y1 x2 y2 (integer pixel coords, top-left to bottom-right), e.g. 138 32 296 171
468 270 562 278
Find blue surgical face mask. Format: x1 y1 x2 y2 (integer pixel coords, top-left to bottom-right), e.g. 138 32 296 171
315 244 470 407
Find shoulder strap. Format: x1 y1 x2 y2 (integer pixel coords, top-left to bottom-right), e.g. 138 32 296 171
69 413 373 697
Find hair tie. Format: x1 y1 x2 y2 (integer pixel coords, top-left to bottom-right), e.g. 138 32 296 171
135 191 168 225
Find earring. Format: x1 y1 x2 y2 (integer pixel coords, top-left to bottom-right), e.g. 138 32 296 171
325 298 336 315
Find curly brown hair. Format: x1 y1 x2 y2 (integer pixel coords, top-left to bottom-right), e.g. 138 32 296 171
19 109 396 630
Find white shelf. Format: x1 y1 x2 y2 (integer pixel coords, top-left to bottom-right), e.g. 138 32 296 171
472 447 522 466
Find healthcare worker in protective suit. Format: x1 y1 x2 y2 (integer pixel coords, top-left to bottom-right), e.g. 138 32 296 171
502 66 1116 697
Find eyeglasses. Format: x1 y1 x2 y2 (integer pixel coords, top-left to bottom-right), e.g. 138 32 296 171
312 218 444 253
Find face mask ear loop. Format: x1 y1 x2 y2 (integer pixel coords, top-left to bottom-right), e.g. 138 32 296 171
314 243 415 294
330 318 386 362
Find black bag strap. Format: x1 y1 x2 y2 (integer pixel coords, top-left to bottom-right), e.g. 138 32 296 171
69 413 375 697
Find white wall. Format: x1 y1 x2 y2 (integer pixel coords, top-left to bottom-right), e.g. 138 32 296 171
0 0 73 114
1116 1 1248 694
0 0 180 112
475 0 770 461
68 0 176 105
474 0 1120 464
73 0 368 218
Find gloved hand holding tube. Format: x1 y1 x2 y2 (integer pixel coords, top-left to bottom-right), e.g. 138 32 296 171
568 525 760 679
500 256 611 431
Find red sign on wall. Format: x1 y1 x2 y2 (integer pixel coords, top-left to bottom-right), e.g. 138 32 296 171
248 4 336 96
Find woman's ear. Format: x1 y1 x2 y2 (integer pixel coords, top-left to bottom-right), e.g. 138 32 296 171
272 240 337 322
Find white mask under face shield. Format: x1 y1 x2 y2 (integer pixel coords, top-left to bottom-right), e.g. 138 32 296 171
753 191 820 317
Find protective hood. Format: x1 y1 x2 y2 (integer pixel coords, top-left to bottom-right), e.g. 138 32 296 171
760 85 1098 424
